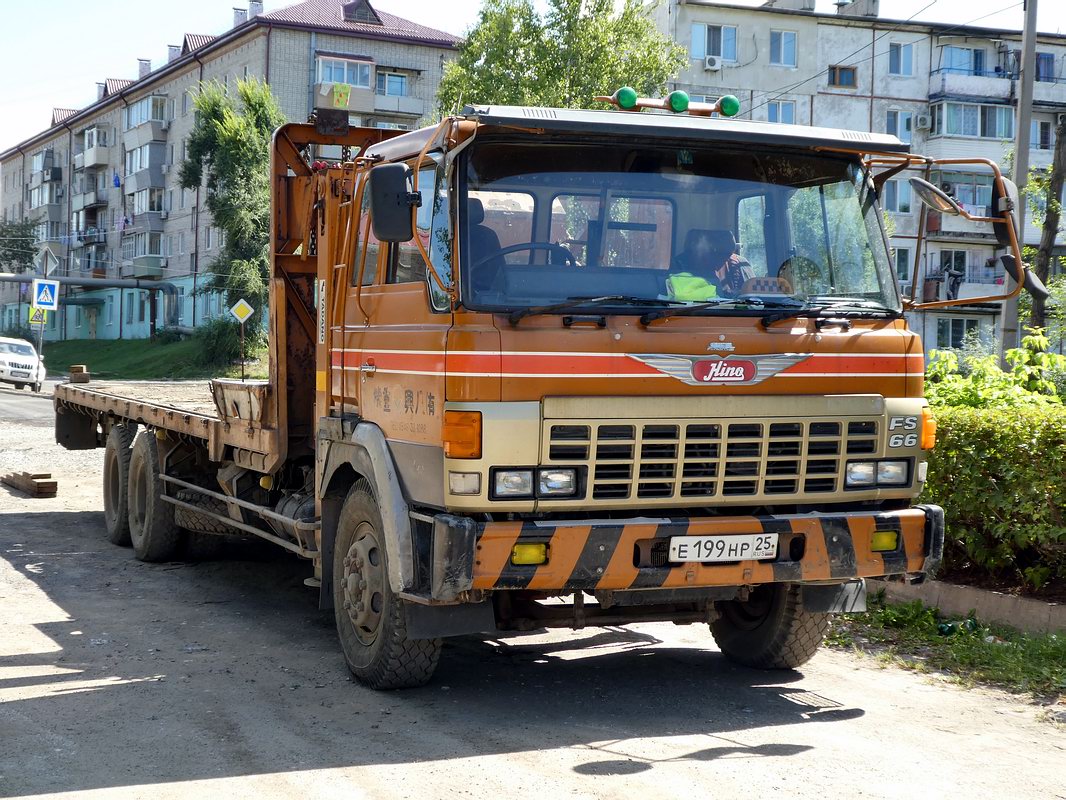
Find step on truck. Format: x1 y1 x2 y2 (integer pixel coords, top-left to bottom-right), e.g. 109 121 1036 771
54 90 1040 689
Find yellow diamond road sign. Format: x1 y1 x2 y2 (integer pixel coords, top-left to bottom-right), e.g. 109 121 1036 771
229 298 255 324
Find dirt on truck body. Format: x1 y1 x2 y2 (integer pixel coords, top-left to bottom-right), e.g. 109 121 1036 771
54 92 1038 689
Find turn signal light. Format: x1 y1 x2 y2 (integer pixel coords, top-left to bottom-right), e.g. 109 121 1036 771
511 543 548 566
871 531 899 552
921 407 937 450
443 410 482 459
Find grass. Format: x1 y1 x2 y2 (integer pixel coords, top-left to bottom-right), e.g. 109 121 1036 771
826 591 1066 703
43 338 268 381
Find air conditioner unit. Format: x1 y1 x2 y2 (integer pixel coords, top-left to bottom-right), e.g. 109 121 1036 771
159 210 169 219
915 113 932 130
160 258 169 268
161 162 170 174
1058 113 1066 126
160 120 171 131
704 55 722 72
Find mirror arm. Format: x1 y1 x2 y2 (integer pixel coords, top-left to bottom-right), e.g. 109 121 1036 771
872 161 910 195
409 119 458 306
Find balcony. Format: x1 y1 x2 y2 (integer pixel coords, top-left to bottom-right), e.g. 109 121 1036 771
373 94 424 117
29 166 61 189
122 256 165 279
926 208 996 240
123 166 165 194
70 229 108 249
124 120 169 149
140 211 167 232
30 202 65 223
314 82 374 113
71 188 109 212
74 144 110 171
930 69 1011 102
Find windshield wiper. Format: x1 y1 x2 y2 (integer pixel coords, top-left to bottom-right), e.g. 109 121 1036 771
761 299 901 328
639 297 805 325
508 295 686 325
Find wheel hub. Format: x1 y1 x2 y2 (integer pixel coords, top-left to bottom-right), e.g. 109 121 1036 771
341 524 384 645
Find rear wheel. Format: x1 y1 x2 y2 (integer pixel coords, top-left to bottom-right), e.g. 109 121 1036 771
127 431 185 562
710 584 829 669
102 423 136 545
333 482 441 689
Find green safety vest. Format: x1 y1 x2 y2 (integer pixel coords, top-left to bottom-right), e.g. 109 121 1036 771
666 272 718 301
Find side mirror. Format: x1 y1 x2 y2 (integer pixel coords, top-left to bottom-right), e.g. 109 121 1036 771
909 177 963 216
991 177 1020 248
369 163 418 243
1000 254 1049 301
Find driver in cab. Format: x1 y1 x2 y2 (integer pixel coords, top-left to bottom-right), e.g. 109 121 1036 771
667 229 754 301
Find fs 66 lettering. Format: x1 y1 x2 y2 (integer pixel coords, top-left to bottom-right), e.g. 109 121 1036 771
888 415 918 448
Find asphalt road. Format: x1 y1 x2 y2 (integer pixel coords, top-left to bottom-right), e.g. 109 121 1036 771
0 381 58 424
1 415 1064 800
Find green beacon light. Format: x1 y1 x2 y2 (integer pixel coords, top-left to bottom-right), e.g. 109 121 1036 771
614 86 639 110
718 94 741 117
666 90 690 114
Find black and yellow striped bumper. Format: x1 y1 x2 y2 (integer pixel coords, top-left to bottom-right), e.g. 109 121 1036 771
468 505 944 593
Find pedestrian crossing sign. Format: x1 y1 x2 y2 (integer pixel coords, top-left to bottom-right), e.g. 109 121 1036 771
31 278 60 311
28 307 47 325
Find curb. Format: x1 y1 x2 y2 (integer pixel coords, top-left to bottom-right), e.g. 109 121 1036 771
872 578 1065 634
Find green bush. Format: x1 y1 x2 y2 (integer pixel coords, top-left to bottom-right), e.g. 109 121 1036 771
922 405 1066 590
192 316 266 367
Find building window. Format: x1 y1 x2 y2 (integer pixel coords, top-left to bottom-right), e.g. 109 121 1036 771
690 23 737 62
937 317 980 349
770 30 797 67
121 232 163 260
937 172 993 213
205 226 214 250
132 188 165 214
84 127 107 149
767 100 795 124
889 42 913 76
1032 119 1056 151
139 292 146 323
106 296 114 325
126 294 134 324
931 102 1013 140
31 151 48 172
373 121 409 130
124 96 167 130
177 287 186 324
182 91 190 116
941 46 985 76
317 57 371 87
828 65 857 88
894 248 912 283
1036 52 1055 83
886 110 913 144
376 71 408 97
29 185 59 209
124 144 153 175
883 179 912 213
75 307 83 328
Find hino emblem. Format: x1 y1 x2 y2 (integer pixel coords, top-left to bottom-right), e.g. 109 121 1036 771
628 353 812 386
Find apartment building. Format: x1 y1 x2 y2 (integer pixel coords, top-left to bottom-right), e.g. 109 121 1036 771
0 0 457 341
654 0 1066 354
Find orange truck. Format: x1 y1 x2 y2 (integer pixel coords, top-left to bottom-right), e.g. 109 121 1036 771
54 91 1039 689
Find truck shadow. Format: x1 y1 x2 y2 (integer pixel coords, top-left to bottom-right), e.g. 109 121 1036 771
0 510 864 796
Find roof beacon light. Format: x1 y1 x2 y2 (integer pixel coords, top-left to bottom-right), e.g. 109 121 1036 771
595 90 742 119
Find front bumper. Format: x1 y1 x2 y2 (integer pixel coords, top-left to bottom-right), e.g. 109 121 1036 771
457 505 943 594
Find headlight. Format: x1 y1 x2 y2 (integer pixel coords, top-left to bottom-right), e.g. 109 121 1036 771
845 461 876 487
494 470 533 498
877 460 909 486
538 468 576 497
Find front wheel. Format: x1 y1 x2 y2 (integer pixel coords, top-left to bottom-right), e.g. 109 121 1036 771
333 482 441 689
710 584 829 669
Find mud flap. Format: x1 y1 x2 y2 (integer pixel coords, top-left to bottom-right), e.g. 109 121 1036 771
431 514 477 602
55 409 99 450
403 600 496 639
802 579 867 613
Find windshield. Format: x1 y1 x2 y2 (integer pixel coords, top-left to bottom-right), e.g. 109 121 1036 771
460 141 900 314
0 342 35 356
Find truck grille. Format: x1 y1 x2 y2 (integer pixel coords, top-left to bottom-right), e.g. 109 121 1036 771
545 417 879 504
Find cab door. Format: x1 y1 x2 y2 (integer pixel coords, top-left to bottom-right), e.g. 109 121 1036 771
340 160 453 462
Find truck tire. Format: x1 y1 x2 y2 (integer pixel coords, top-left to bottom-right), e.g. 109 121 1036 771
127 431 185 562
102 423 136 546
710 584 829 669
333 481 441 689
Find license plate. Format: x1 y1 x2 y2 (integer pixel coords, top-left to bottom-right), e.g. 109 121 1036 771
11 371 30 378
668 533 778 563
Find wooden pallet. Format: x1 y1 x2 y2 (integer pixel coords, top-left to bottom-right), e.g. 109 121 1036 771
1 472 58 498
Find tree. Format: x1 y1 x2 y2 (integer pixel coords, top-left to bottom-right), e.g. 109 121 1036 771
0 218 39 273
437 0 687 114
1028 117 1066 332
179 78 286 330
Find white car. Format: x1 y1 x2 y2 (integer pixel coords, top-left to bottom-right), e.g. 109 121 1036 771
0 336 46 392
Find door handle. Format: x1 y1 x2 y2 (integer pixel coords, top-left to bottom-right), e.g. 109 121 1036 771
359 361 376 376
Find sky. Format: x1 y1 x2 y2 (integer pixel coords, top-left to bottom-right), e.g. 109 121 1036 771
1 0 1064 152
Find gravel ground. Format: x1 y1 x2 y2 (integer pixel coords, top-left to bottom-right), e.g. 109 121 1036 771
1 406 1064 800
